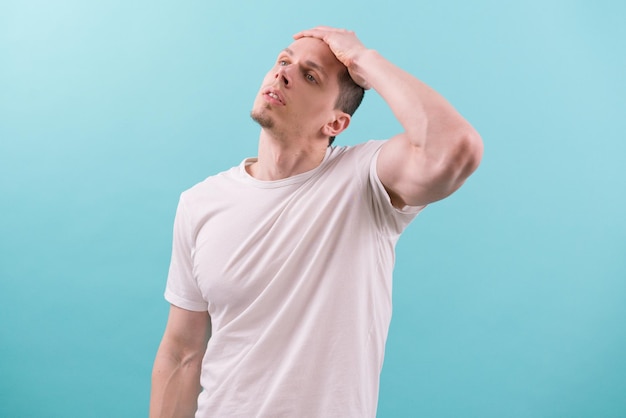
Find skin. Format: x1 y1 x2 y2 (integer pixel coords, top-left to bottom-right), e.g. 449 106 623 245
150 306 210 418
248 36 351 180
150 26 483 418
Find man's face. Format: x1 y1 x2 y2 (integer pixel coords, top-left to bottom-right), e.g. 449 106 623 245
251 37 346 140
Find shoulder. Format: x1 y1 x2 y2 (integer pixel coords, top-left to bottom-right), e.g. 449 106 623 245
336 139 386 157
180 164 241 200
324 140 386 171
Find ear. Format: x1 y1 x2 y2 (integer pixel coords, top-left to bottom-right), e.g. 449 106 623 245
322 112 351 138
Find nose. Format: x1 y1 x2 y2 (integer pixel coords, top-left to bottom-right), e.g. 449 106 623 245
275 66 290 86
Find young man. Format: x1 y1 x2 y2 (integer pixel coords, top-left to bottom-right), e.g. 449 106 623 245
150 26 483 417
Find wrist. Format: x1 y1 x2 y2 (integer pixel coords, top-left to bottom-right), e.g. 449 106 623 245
348 49 382 90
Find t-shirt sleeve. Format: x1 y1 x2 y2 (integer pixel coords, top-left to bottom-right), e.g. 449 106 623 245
355 140 425 235
164 194 209 312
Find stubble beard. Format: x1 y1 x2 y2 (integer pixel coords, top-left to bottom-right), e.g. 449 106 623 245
250 103 293 142
250 105 274 129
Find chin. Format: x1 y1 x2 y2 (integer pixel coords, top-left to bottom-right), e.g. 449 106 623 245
250 109 274 129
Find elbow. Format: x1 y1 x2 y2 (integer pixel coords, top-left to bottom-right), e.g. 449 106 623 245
457 125 483 175
433 126 482 193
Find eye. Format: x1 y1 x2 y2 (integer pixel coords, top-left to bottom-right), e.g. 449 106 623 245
305 73 317 83
278 59 288 66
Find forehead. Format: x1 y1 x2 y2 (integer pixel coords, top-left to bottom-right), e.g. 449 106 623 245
283 37 345 74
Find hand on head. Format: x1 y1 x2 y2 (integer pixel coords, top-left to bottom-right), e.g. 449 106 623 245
293 26 371 90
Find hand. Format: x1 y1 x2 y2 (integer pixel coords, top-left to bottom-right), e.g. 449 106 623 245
293 26 371 89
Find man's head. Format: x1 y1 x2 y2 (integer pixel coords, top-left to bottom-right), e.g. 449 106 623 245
251 37 364 146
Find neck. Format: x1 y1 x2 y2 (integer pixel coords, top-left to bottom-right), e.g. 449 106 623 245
248 130 329 180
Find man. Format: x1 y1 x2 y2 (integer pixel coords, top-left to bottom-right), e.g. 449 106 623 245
150 26 483 417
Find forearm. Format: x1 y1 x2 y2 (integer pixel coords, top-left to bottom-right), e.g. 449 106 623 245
150 351 202 418
356 48 482 205
354 49 477 151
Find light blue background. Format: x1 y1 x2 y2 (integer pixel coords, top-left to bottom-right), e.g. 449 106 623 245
1 1 624 417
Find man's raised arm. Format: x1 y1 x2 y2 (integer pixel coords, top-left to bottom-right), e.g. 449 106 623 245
295 26 483 208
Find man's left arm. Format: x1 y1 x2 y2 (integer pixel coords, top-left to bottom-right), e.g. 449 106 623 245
295 27 483 208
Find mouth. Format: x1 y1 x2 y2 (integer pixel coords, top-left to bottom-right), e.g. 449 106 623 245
263 89 285 105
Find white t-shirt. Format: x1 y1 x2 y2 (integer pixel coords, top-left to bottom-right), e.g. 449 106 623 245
165 140 424 417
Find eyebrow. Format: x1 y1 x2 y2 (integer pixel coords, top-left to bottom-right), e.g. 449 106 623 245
282 48 327 79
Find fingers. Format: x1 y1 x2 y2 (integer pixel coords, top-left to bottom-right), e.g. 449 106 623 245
293 26 351 40
292 26 371 90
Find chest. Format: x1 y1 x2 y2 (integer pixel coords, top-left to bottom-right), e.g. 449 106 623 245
190 174 373 323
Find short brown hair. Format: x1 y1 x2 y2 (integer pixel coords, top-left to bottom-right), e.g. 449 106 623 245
329 69 365 145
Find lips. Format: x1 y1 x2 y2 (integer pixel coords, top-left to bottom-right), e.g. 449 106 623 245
264 88 285 105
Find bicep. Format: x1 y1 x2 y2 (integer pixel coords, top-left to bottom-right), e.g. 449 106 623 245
377 132 482 207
